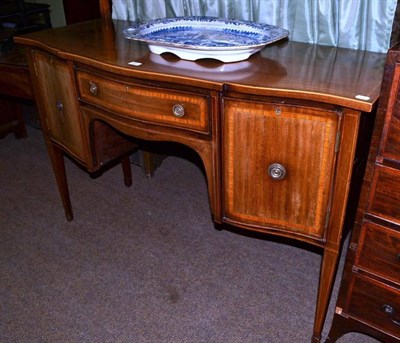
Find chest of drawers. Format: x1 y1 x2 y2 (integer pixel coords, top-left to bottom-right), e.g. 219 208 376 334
327 43 400 342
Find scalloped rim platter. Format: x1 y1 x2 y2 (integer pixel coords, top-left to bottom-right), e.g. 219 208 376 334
123 16 289 63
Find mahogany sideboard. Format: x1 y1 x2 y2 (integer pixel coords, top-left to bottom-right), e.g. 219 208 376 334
326 43 400 342
14 18 387 342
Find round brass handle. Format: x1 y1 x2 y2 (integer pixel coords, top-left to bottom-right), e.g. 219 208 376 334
268 163 286 180
89 81 98 96
382 304 400 326
56 100 63 111
172 104 185 118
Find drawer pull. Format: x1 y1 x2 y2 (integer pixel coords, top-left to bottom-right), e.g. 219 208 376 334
172 104 185 118
89 81 98 96
56 100 63 111
268 163 286 180
382 304 400 326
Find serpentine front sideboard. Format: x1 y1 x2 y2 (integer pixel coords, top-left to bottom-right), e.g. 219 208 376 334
14 18 387 342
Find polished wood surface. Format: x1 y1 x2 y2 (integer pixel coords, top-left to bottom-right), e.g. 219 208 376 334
327 43 400 343
223 98 338 240
15 19 384 111
33 50 88 161
76 68 210 134
14 18 387 343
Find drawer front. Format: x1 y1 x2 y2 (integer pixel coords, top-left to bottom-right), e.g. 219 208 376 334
346 274 400 338
222 99 340 239
368 164 400 224
355 222 400 284
76 70 209 134
380 62 400 161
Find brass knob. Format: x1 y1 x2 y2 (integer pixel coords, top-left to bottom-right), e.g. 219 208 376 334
268 163 286 180
56 100 63 111
172 104 185 118
89 81 98 96
382 304 400 326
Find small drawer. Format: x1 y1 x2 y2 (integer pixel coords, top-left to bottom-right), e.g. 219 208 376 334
368 164 400 224
346 274 400 339
76 70 210 134
355 222 400 284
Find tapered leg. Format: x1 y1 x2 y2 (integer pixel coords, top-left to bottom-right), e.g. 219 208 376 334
312 249 340 342
121 155 132 187
46 142 73 221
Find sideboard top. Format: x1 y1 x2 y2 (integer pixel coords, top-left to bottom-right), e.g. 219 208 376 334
15 19 387 112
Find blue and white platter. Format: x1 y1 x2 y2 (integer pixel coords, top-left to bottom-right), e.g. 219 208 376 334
123 16 289 63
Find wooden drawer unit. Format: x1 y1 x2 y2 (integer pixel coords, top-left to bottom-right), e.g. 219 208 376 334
222 98 340 240
327 44 400 342
354 222 400 285
346 274 400 339
76 69 210 134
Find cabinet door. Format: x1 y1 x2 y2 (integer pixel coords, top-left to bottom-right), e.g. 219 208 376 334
32 50 87 162
222 99 340 239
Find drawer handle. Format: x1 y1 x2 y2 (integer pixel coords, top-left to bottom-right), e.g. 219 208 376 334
268 163 286 180
56 100 63 111
382 304 400 326
172 104 185 118
89 81 98 96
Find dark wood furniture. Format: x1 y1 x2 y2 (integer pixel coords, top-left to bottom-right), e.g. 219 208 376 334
0 45 30 139
326 43 400 343
14 18 386 342
0 0 51 32
62 0 100 25
0 0 51 139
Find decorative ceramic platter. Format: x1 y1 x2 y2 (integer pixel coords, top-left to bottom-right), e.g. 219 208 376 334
123 16 289 63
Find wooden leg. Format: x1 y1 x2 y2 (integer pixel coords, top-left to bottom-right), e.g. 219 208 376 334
312 248 340 343
46 142 73 221
121 155 132 187
142 150 156 179
142 150 166 179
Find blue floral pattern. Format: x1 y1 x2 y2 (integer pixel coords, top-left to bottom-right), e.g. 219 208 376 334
123 16 289 49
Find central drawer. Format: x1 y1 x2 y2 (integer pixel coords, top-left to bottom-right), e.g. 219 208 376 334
76 70 210 134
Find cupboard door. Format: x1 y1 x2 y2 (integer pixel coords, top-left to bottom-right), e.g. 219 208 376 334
32 51 87 162
222 99 340 239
